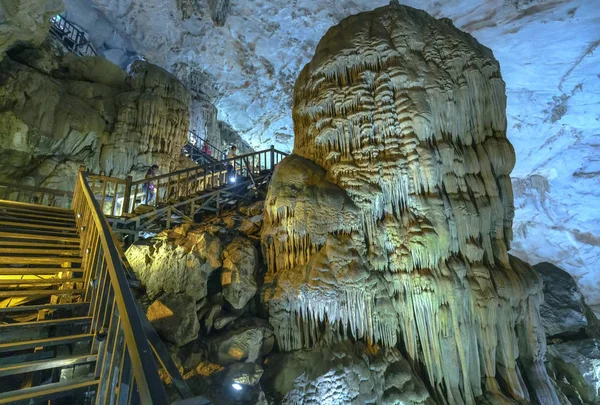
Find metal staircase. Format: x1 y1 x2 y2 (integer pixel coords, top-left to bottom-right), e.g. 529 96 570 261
0 174 169 404
49 15 97 57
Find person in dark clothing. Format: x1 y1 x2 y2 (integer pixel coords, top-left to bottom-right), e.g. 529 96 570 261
142 164 159 204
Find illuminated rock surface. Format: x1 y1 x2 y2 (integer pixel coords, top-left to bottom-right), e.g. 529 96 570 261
0 39 191 189
262 4 559 403
63 0 600 313
263 341 433 404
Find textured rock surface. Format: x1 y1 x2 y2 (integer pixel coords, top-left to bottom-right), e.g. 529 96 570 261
262 341 434 404
221 238 258 310
547 339 600 404
0 40 192 190
126 226 222 301
207 318 273 366
64 0 600 311
534 262 599 338
262 4 558 404
147 293 200 346
0 0 63 55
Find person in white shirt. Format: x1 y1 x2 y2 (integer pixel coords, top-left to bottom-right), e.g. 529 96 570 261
226 146 237 182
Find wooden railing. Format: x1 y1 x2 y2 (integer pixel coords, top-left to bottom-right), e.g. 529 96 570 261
72 170 168 404
0 181 73 209
88 146 288 217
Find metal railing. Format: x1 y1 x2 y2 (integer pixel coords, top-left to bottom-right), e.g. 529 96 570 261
0 181 73 209
88 146 288 217
50 15 97 57
185 130 224 161
72 170 168 404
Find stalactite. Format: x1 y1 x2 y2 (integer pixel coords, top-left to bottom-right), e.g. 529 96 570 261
261 3 559 405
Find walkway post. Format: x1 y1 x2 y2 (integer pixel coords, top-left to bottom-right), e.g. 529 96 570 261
122 175 133 215
270 145 275 170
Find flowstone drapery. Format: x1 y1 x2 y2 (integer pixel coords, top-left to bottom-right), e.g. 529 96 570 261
261 3 559 404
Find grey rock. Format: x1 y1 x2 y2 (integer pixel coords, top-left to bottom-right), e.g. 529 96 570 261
207 319 274 366
262 341 434 404
221 238 258 309
147 293 200 347
534 262 597 337
547 339 600 404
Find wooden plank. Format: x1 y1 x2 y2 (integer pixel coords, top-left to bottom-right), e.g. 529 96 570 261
0 232 79 243
0 221 77 232
0 199 72 214
0 257 82 265
0 268 83 276
0 316 91 328
0 354 97 377
0 278 85 286
0 248 81 256
0 333 94 353
0 302 88 313
0 241 79 248
0 289 85 298
0 377 98 404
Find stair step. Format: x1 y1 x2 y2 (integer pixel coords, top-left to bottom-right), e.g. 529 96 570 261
0 278 85 286
0 316 91 331
0 232 80 243
0 302 88 314
0 378 98 404
0 200 73 215
0 256 82 265
0 209 75 223
0 288 85 298
0 333 93 353
0 221 77 232
0 354 97 377
0 268 84 275
0 248 81 256
0 241 79 248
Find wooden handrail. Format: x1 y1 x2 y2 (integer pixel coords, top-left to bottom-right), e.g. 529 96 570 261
187 130 224 158
72 171 168 404
0 182 73 209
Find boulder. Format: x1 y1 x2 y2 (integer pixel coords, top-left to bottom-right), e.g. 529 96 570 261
534 262 600 338
207 319 274 366
147 294 200 347
221 238 258 309
126 228 222 301
262 341 434 404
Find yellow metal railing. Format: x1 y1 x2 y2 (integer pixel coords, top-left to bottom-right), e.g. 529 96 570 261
72 170 168 404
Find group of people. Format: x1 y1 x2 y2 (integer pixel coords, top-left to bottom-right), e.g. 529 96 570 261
142 144 239 204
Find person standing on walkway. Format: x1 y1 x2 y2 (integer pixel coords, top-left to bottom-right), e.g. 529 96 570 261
226 146 237 183
142 164 159 204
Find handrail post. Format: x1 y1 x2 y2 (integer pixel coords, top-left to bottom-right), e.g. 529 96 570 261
122 175 132 215
270 145 275 171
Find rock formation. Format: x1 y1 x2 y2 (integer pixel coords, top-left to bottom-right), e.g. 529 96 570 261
261 4 559 404
0 38 192 190
262 341 434 404
0 0 62 54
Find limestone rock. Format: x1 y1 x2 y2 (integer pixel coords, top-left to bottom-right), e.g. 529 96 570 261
0 41 192 191
126 226 222 302
0 0 63 55
207 318 274 366
534 262 599 338
261 4 558 404
221 238 258 309
262 341 434 404
147 293 200 347
547 339 600 404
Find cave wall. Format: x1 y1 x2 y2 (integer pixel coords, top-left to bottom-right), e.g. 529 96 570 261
0 38 192 190
262 4 560 404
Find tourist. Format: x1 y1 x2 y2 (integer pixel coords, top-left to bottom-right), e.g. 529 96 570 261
226 146 237 183
143 164 159 204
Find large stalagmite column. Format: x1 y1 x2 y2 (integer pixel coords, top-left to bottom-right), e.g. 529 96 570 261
261 3 559 404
